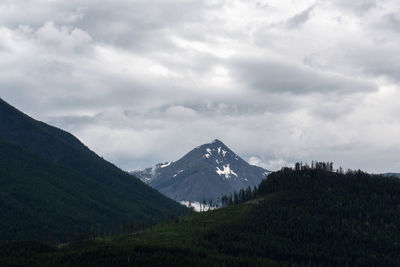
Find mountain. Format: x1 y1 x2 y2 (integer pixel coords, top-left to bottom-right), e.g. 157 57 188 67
5 166 400 266
131 139 269 203
382 173 400 178
0 98 185 242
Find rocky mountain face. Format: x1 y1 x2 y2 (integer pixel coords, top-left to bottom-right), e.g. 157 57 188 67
130 139 270 203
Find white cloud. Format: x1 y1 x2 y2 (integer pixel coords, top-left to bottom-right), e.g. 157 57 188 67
36 22 92 52
249 156 289 171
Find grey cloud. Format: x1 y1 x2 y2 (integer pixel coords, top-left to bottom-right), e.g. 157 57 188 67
0 0 214 54
311 39 400 84
73 1 214 52
228 56 377 94
1 0 400 173
351 47 400 82
255 1 270 10
378 12 400 34
329 0 378 15
286 5 316 29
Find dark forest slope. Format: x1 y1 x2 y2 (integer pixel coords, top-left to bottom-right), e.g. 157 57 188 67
3 166 400 266
0 99 185 242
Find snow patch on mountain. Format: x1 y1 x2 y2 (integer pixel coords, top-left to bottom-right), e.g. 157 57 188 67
217 147 227 157
160 162 171 168
216 164 238 179
173 169 184 178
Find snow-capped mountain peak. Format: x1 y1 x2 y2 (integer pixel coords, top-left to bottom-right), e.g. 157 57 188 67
130 139 270 203
199 139 236 163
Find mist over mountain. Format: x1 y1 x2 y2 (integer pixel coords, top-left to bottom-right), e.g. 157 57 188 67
131 139 269 203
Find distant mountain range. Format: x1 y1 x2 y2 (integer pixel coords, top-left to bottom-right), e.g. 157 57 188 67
130 139 269 203
0 98 184 241
382 173 400 178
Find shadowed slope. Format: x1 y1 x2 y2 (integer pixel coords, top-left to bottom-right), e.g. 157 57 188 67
0 98 185 241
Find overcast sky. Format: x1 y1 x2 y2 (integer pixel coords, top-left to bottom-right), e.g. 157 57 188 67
1 0 400 172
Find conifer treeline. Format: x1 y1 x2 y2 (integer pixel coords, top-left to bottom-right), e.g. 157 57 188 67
220 161 359 207
220 186 258 207
294 161 334 172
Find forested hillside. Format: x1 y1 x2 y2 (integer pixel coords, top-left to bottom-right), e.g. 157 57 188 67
3 163 400 266
0 98 185 242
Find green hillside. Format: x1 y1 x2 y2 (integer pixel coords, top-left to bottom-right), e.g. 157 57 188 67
0 99 185 242
3 165 400 266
